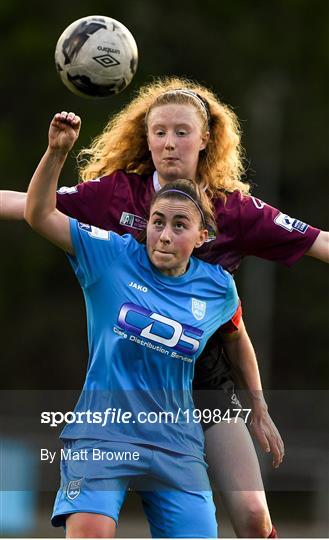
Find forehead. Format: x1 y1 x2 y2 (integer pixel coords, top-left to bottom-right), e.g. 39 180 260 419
151 197 200 221
147 103 202 126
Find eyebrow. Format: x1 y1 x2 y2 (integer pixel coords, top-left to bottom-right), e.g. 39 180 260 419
151 211 191 221
151 122 191 129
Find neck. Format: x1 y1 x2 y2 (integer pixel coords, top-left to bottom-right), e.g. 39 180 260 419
157 172 196 187
154 261 189 277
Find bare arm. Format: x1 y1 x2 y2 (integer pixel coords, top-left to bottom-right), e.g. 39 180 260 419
221 319 284 468
0 191 26 220
24 112 81 254
305 230 329 263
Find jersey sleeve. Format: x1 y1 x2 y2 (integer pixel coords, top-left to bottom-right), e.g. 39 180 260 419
219 302 242 334
239 195 320 266
219 271 240 327
56 175 116 227
67 218 129 288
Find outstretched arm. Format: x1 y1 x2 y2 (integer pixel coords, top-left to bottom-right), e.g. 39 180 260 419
0 191 26 220
305 230 329 263
221 319 285 468
24 112 81 254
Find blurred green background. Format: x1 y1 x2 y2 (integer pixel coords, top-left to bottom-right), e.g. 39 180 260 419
0 0 328 537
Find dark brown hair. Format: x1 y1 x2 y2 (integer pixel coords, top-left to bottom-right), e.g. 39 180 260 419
150 179 217 234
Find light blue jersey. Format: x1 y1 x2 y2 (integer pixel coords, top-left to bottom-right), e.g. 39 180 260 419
61 219 239 459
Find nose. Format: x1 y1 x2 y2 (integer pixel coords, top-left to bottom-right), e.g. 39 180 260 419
164 132 175 150
159 225 171 243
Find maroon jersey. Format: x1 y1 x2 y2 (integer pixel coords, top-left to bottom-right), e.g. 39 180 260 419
56 170 320 274
56 170 320 391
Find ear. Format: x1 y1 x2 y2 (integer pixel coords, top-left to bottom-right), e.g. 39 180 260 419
200 131 210 151
195 229 208 248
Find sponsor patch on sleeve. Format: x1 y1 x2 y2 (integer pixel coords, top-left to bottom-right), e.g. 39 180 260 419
274 213 308 233
57 185 78 194
120 212 147 230
78 222 110 240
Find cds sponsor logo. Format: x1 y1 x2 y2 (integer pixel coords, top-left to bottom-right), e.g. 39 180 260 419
117 302 203 355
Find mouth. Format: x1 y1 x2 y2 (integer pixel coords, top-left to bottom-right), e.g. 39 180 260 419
154 249 173 256
163 157 179 162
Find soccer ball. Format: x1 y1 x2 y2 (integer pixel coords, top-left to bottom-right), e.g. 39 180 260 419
54 15 138 98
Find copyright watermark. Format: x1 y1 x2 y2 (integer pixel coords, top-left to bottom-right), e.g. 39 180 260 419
41 407 251 427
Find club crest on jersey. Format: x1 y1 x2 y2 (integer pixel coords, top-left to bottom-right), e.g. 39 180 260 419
67 478 83 500
191 298 206 321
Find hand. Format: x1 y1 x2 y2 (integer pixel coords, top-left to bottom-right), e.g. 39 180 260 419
48 111 81 154
249 406 285 468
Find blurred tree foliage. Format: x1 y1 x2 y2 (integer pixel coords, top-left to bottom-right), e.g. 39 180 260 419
0 0 328 389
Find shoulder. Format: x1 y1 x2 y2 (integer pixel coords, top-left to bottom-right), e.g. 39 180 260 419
73 220 137 248
76 170 151 190
101 170 152 186
212 190 261 213
192 257 232 287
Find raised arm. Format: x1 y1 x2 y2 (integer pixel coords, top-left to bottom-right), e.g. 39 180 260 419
221 319 284 468
24 112 81 254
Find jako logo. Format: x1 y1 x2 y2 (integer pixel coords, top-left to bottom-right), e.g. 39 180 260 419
129 281 148 293
117 303 203 355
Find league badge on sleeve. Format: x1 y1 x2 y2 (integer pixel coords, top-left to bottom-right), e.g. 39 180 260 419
57 186 78 194
192 298 207 320
274 213 308 233
78 222 110 240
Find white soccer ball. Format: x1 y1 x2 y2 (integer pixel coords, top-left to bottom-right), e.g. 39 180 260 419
54 15 138 98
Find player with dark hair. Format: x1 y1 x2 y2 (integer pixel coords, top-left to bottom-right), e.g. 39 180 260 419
24 110 257 537
2 77 328 537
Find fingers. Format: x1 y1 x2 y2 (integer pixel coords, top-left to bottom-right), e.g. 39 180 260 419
266 420 285 468
53 111 81 127
250 422 270 453
268 435 282 468
250 417 285 468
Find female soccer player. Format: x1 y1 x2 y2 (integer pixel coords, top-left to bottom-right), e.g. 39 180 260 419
2 77 327 537
25 110 253 537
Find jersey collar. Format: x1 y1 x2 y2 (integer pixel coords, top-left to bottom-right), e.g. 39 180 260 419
153 171 161 192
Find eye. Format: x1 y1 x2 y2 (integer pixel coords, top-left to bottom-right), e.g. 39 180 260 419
176 129 188 136
153 219 163 227
175 222 186 230
155 129 165 137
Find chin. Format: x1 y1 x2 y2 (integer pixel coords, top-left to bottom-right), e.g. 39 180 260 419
161 169 182 182
151 255 171 272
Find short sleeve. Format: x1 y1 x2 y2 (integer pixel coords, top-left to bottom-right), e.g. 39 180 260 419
56 175 116 227
220 271 239 327
67 218 130 288
220 302 242 334
240 196 320 266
